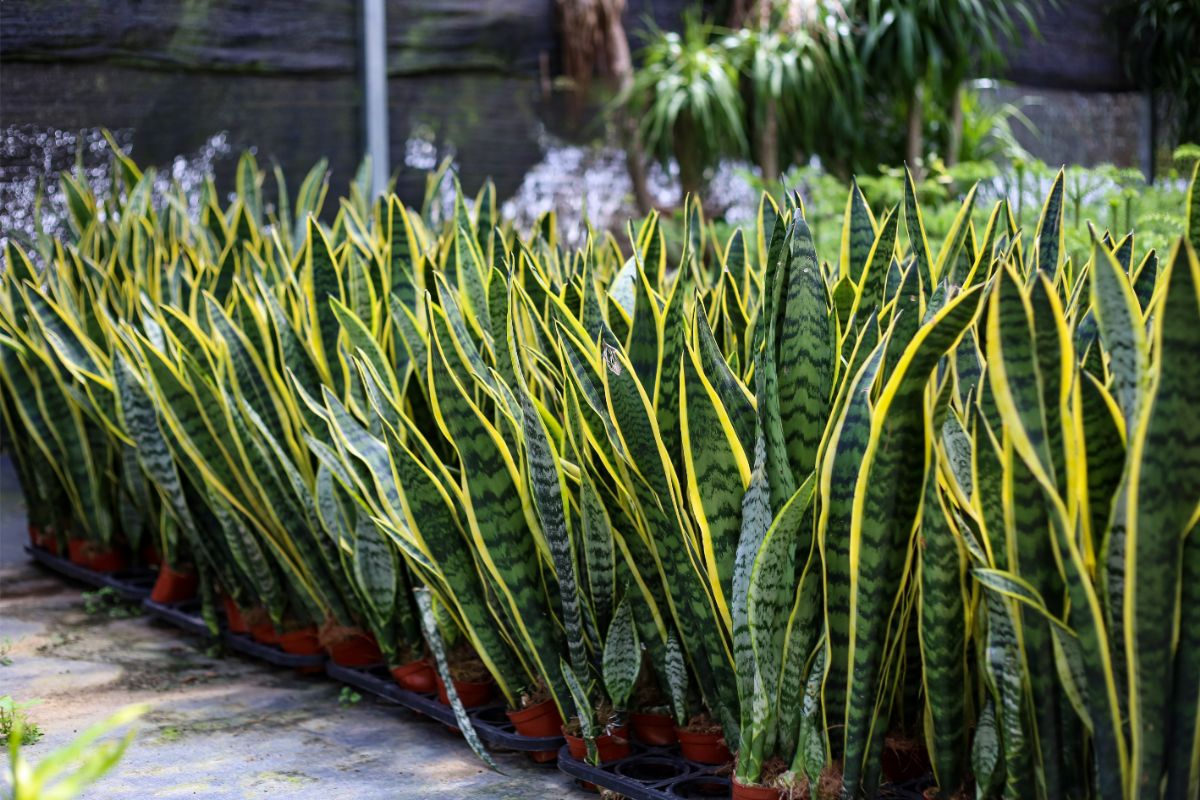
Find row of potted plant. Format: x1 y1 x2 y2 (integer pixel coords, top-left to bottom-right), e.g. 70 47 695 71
2 142 1198 799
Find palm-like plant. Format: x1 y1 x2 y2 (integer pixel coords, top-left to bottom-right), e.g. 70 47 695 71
855 0 1039 169
624 14 747 199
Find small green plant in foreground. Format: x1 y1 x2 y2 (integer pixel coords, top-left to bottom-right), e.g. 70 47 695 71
82 588 141 620
0 697 42 747
338 687 362 707
4 703 146 800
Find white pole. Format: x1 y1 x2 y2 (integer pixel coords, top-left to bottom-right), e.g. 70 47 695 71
362 0 389 197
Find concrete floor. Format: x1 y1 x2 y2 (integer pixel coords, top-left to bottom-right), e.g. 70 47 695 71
0 457 591 799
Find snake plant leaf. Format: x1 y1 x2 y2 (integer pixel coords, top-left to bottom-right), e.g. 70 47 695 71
452 224 490 342
627 263 663 395
681 342 750 629
881 261 922 384
841 178 877 283
113 353 196 540
934 185 979 287
665 628 688 727
204 296 291 451
303 217 344 384
972 696 1004 798
985 267 1128 800
383 427 527 704
1089 231 1148 430
602 596 640 710
561 657 599 765
387 195 421 300
1185 161 1199 256
919 466 968 796
1124 239 1200 798
1167 526 1200 800
1035 169 1066 278
693 308 755 458
792 645 827 785
984 591 1035 800
841 285 982 797
818 331 888 731
855 207 900 320
656 277 686 469
1079 373 1125 562
740 476 816 784
416 589 497 770
429 318 570 710
577 456 616 636
776 215 835 481
725 228 748 290
353 514 398 625
509 317 589 683
902 167 933 288
601 337 736 726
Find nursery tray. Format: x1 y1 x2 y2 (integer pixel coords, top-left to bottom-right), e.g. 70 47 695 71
323 662 564 753
142 598 213 638
556 743 932 800
221 629 328 669
25 544 155 601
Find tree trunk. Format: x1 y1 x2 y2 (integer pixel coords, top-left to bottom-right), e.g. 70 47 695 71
607 11 653 215
674 114 703 202
759 97 780 185
946 83 963 167
906 84 924 178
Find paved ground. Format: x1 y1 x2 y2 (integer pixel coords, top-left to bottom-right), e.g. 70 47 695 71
0 457 591 799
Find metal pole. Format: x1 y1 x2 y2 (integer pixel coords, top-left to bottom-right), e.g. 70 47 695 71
362 0 389 197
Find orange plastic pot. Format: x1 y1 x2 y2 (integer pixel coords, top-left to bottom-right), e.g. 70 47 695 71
564 725 631 791
150 564 198 604
676 728 732 764
251 620 281 645
507 699 564 763
30 525 58 555
278 626 322 655
435 674 494 708
732 777 783 800
391 659 436 693
223 595 249 634
630 712 677 746
326 631 384 667
67 538 127 572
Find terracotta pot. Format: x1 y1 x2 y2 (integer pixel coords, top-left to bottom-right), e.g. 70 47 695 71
676 727 733 764
30 525 58 555
278 625 322 655
391 659 437 693
630 711 678 746
435 674 495 708
326 631 384 667
150 564 199 604
251 620 281 646
223 595 249 634
732 777 783 800
507 699 564 763
563 725 631 790
67 538 127 572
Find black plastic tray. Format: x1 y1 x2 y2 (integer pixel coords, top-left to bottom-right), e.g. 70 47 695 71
556 742 932 799
25 544 156 601
324 662 563 753
142 598 213 637
222 629 327 669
